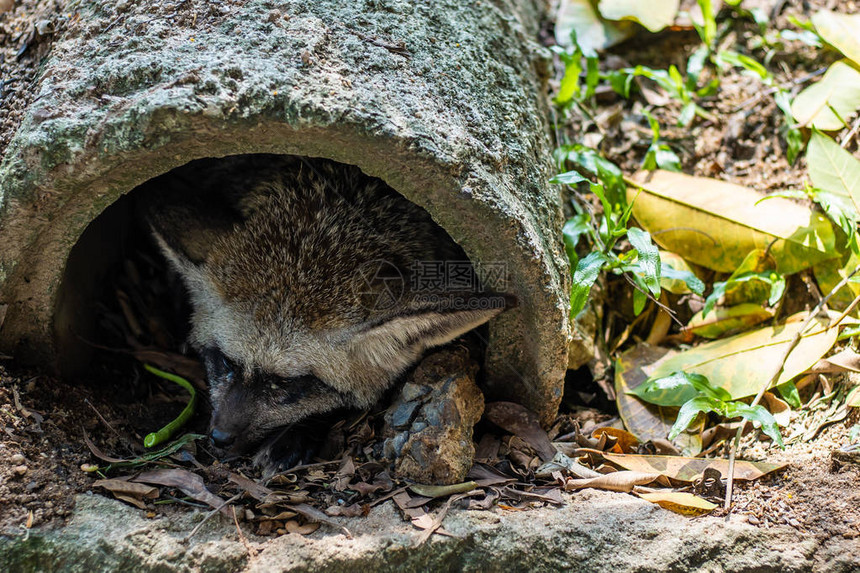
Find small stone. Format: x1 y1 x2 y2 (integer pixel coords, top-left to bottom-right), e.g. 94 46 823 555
13 465 28 476
10 453 24 464
387 401 420 429
400 383 431 402
383 347 483 484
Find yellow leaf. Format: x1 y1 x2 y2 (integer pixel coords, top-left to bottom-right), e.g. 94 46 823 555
603 453 787 482
647 312 840 399
686 304 775 339
628 171 837 274
637 491 717 516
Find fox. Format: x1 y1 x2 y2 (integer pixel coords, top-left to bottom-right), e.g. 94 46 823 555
142 155 511 475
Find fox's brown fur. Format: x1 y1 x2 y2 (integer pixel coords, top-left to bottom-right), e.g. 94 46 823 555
142 155 509 473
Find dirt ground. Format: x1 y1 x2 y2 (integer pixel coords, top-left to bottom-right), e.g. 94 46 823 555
0 0 859 546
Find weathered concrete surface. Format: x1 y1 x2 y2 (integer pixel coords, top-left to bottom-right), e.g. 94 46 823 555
2 490 857 573
0 0 569 423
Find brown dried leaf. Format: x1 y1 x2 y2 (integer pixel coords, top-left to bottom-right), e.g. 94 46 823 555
288 503 352 538
484 402 557 462
333 456 355 492
228 473 273 501
134 468 230 516
409 481 478 499
592 427 640 453
284 520 321 535
93 478 159 501
466 463 517 487
563 471 663 492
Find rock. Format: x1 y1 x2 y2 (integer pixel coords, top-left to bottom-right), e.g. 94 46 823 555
1 491 857 572
12 464 27 476
10 453 25 465
383 347 484 484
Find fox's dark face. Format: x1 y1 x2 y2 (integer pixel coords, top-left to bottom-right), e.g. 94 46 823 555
143 157 512 474
199 346 349 460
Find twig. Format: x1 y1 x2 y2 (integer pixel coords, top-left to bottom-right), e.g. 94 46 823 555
841 115 860 148
232 505 258 559
723 262 860 514
182 492 242 543
84 398 126 442
622 274 682 326
833 293 860 327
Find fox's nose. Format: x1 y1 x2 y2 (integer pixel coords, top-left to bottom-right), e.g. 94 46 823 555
209 428 235 449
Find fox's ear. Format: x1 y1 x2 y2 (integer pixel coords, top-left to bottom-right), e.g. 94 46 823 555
348 294 516 369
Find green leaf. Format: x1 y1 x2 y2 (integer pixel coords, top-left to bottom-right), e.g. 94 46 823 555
807 130 860 217
563 213 591 268
661 264 705 295
553 45 584 104
628 227 662 296
551 170 589 185
606 70 634 98
678 101 697 126
570 251 610 318
631 371 732 407
632 285 648 316
686 45 709 88
717 50 772 84
696 0 716 47
725 403 785 448
669 396 720 440
655 146 682 172
585 55 600 99
775 381 802 409
559 145 627 207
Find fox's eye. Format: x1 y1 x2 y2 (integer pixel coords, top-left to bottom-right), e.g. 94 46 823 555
201 346 236 383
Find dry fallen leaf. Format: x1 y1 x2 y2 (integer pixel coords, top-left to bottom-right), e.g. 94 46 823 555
562 471 663 492
637 491 717 516
484 402 557 462
409 481 479 499
134 468 231 516
93 478 159 509
602 453 787 482
591 427 640 454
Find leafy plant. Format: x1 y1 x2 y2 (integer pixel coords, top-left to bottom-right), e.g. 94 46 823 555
633 371 785 447
553 149 681 318
607 64 716 126
641 110 682 171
